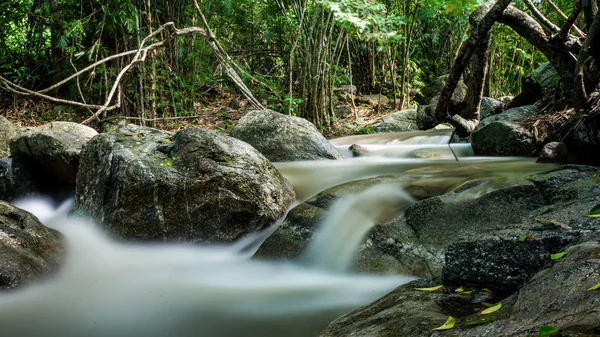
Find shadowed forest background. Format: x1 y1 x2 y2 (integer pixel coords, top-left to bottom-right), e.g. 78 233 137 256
0 0 572 133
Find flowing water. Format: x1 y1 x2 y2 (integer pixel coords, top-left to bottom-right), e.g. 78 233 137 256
1 129 555 337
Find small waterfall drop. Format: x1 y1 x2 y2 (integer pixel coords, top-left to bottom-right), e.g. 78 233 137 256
300 184 415 272
1 192 413 337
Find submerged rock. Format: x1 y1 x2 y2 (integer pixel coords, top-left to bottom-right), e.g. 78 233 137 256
9 121 97 197
0 201 64 290
0 116 21 158
75 125 295 243
230 109 343 162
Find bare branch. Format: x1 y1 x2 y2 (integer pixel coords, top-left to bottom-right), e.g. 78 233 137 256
558 0 583 39
546 0 586 37
523 0 561 33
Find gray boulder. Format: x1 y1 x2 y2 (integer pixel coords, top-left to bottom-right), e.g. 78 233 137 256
470 120 536 156
9 122 97 196
537 141 569 164
372 109 419 133
532 61 559 88
230 109 343 162
478 104 539 129
479 97 503 120
0 201 64 290
0 116 21 158
75 125 295 243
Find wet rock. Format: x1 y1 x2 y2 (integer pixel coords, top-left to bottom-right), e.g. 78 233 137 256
9 122 97 197
0 201 64 290
357 95 389 107
478 105 539 129
527 165 600 203
230 109 343 162
479 97 503 120
442 234 573 292
372 109 419 133
470 120 537 156
75 125 295 243
0 159 12 201
537 141 568 164
0 116 21 158
349 144 369 157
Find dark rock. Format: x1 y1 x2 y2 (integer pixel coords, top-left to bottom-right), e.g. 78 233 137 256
0 159 12 201
230 109 343 162
442 234 573 292
537 141 568 164
562 111 600 165
479 97 503 120
506 77 543 109
75 125 295 243
0 116 21 158
334 105 353 118
532 61 559 88
416 104 437 130
372 109 419 133
0 201 64 290
527 165 600 204
470 120 536 156
333 85 357 95
9 122 97 197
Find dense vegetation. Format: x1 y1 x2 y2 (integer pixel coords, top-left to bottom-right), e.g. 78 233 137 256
0 0 591 131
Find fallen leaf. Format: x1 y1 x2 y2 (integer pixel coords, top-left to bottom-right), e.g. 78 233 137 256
414 285 443 292
480 302 502 315
537 207 554 215
462 290 474 295
538 325 558 337
518 235 527 242
589 204 600 216
551 252 567 260
455 286 464 293
465 317 493 327
588 283 600 291
481 302 495 307
432 316 455 331
135 142 141 145
480 288 493 293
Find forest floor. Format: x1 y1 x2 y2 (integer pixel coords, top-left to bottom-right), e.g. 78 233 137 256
0 92 392 138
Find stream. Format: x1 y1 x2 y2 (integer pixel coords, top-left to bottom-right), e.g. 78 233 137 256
1 129 554 337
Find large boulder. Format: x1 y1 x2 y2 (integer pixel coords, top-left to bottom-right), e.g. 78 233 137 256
478 105 539 129
532 61 559 88
9 122 97 197
75 124 296 243
479 97 503 120
356 94 390 107
470 120 537 156
230 109 343 162
372 109 419 133
0 116 21 158
0 201 64 290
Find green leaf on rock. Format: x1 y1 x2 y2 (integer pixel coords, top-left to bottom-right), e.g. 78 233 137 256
481 302 495 307
455 286 464 293
538 325 558 336
465 317 493 327
414 285 443 292
550 252 567 260
480 302 502 315
587 204 600 217
518 235 527 242
432 316 455 331
588 283 600 291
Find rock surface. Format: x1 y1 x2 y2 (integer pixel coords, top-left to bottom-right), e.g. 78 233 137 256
416 74 467 106
230 109 343 162
75 125 296 243
479 97 503 120
0 201 64 290
320 166 600 337
537 141 569 164
372 109 419 133
470 120 536 156
357 95 390 107
0 159 12 201
478 105 539 129
0 116 21 158
9 121 97 197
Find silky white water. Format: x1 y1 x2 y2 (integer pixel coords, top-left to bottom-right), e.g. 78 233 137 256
3 185 415 337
